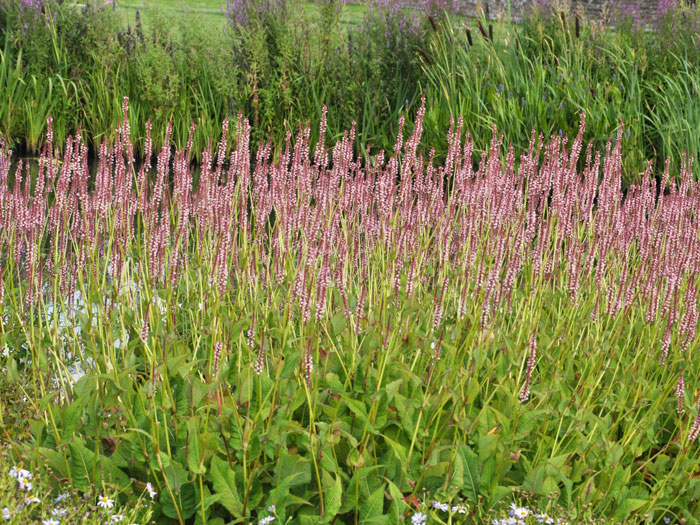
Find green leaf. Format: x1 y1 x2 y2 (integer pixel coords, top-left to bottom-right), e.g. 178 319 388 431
267 472 304 523
278 452 312 487
297 508 321 525
331 311 346 337
614 498 648 519
360 484 385 524
344 396 368 425
162 481 197 521
187 419 206 474
479 456 495 495
5 357 19 382
386 480 406 520
385 379 402 400
210 456 243 517
322 474 343 523
68 440 96 492
100 455 130 487
382 435 407 465
458 445 480 503
162 459 189 494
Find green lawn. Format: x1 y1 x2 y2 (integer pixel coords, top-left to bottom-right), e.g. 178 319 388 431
112 0 367 34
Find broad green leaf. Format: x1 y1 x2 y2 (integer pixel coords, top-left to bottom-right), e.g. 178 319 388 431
68 440 96 492
344 396 368 424
322 474 343 523
382 435 407 464
187 419 206 474
100 455 130 487
360 484 386 524
210 456 243 517
613 498 648 519
386 480 405 520
161 481 197 521
458 445 480 503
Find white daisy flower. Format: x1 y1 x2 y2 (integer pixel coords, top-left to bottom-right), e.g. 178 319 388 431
43 519 61 525
452 504 468 514
258 516 275 525
52 508 68 517
536 513 555 524
25 496 41 504
110 514 124 523
411 512 427 525
2 507 14 520
509 503 530 519
17 475 33 491
97 495 114 509
145 482 157 499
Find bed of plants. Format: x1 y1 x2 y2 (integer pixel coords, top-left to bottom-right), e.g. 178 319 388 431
2 0 700 524
1 97 699 523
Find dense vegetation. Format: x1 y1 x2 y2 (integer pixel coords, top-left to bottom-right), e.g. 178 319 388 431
1 0 699 182
1 1 700 524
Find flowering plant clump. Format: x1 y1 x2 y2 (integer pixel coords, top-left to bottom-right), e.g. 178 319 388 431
1 98 700 522
221 0 288 30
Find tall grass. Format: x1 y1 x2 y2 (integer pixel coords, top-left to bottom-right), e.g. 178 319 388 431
1 103 699 523
1 1 699 183
644 53 700 177
419 12 656 184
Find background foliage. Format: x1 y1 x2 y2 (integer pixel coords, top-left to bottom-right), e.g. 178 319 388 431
0 0 699 183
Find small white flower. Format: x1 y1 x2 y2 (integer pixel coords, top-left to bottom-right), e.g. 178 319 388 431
25 496 41 504
110 514 124 523
97 495 114 509
411 513 427 525
145 482 157 499
536 513 554 524
52 508 68 517
258 516 275 525
2 507 13 520
509 504 530 519
17 476 33 490
9 467 32 480
663 519 671 525
451 504 467 514
267 505 276 513
43 519 61 525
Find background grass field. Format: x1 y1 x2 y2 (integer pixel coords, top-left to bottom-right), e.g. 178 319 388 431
112 0 368 32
